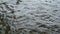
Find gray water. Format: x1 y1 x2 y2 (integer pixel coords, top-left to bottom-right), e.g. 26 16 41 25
0 0 60 34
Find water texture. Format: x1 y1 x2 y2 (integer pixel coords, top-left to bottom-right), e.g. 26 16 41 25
0 0 60 34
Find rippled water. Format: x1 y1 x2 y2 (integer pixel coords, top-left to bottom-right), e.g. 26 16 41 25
0 0 60 34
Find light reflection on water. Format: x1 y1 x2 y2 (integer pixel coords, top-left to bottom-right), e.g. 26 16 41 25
0 0 60 34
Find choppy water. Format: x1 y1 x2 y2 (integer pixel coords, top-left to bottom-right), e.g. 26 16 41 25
0 0 60 34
